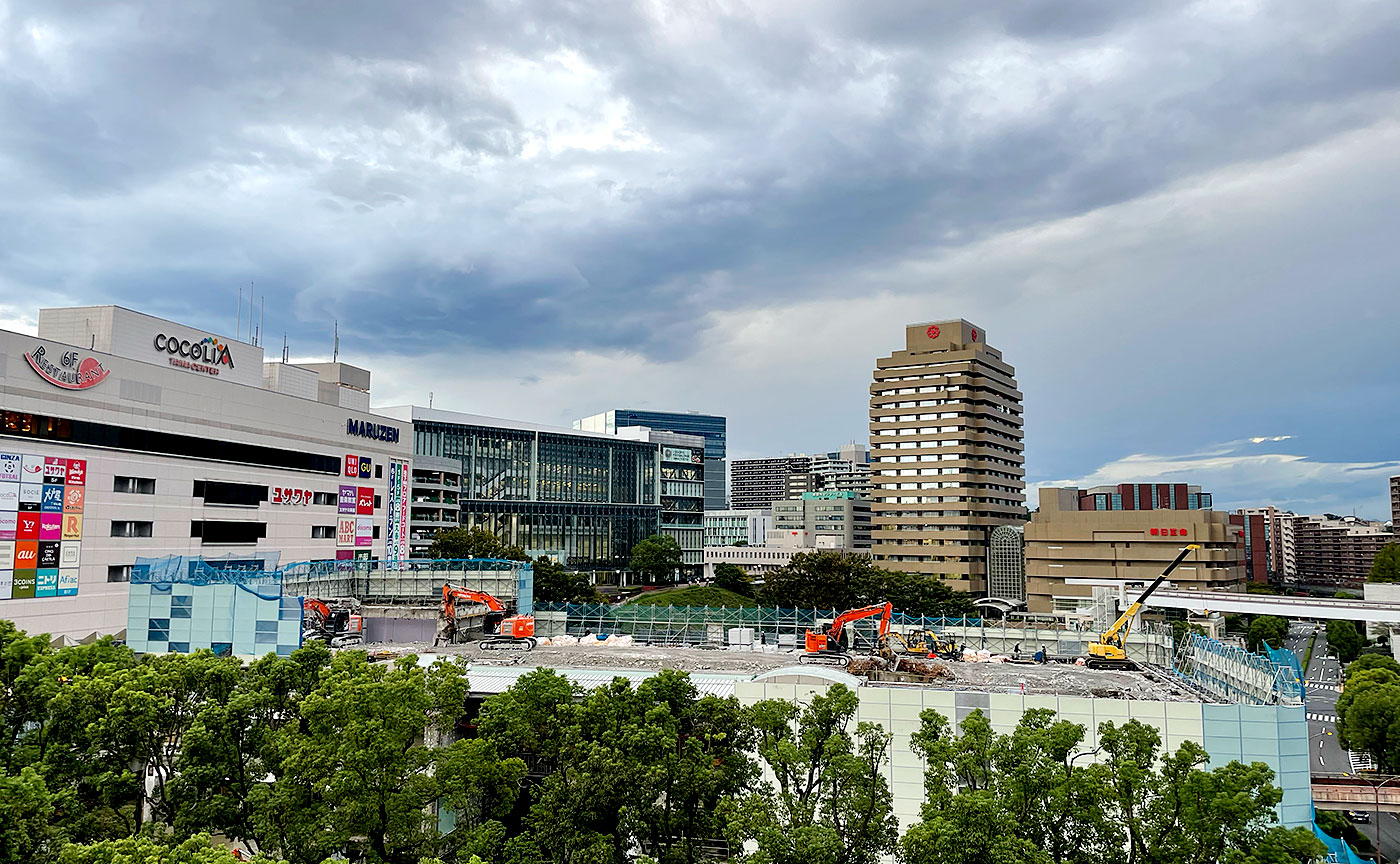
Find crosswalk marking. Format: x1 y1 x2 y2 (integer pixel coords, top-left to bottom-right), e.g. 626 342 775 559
1349 749 1377 772
1308 713 1337 722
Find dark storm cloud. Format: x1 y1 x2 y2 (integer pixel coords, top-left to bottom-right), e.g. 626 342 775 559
2 0 1397 356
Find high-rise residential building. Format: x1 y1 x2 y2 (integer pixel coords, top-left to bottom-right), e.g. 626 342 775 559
810 449 872 498
1289 514 1394 586
1024 487 1245 616
868 320 1025 591
1392 475 1400 528
730 455 812 511
574 410 727 510
772 491 872 548
703 509 772 547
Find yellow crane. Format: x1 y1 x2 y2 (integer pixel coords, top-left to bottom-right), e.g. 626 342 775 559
1086 544 1200 670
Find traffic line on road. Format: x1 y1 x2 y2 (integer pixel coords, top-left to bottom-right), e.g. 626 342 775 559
1308 713 1337 722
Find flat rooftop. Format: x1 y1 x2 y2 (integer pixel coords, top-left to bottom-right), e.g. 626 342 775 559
400 641 1207 702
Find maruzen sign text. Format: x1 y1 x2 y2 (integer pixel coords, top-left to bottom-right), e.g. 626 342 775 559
346 418 400 443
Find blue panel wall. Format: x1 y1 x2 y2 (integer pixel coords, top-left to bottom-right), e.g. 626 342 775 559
1201 702 1311 828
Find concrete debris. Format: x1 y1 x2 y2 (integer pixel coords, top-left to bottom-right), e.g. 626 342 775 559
370 639 1200 700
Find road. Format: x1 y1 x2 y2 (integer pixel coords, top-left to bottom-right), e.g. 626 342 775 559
1293 621 1400 861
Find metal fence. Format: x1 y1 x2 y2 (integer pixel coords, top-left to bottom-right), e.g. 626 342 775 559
533 602 1177 660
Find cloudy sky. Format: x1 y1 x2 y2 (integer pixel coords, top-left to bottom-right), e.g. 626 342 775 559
2 1 1397 518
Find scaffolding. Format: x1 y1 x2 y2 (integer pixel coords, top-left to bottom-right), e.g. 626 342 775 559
197 558 535 612
1171 632 1304 706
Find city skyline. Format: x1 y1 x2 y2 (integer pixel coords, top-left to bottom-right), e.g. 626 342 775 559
1 2 1396 519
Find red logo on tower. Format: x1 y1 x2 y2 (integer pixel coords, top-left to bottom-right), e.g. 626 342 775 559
970 329 978 342
926 325 940 339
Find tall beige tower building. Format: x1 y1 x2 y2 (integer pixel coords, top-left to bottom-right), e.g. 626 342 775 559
869 320 1026 592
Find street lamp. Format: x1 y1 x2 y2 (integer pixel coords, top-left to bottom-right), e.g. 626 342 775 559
1357 773 1400 856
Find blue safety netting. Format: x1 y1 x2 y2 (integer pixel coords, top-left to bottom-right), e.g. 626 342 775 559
1314 810 1368 864
1265 643 1307 700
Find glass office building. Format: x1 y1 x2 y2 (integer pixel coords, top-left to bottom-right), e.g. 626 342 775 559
575 410 727 510
388 407 661 569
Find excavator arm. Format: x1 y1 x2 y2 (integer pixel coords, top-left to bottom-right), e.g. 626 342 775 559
829 602 893 643
441 584 506 621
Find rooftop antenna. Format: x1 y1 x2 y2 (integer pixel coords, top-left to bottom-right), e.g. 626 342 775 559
281 332 289 363
429 391 434 409
257 295 264 347
236 286 243 340
332 320 339 363
247 283 253 341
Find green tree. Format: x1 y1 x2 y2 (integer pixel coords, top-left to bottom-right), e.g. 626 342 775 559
871 572 975 618
630 534 684 585
1345 654 1400 681
57 833 280 864
428 527 529 561
1315 809 1374 858
169 643 333 856
1369 543 1400 583
901 710 1323 864
267 652 476 864
1245 616 1288 653
726 684 898 864
531 556 598 604
712 563 752 597
0 766 60 864
756 551 867 610
1327 620 1363 663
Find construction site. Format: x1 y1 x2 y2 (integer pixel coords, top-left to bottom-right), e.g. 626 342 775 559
133 552 1315 832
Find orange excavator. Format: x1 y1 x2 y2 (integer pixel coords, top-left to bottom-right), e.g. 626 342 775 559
437 584 537 650
301 597 364 648
801 602 892 667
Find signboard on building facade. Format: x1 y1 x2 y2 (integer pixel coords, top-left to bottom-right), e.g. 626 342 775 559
386 459 409 563
662 446 701 464
0 450 84 599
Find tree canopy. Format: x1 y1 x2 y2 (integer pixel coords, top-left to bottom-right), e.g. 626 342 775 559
629 534 684 584
756 551 975 617
1246 616 1288 652
426 527 529 562
1326 619 1364 663
1369 543 1400 583
530 556 598 604
0 618 1325 864
712 562 753 597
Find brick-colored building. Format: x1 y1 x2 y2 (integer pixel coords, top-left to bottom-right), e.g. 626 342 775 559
1290 514 1394 586
868 320 1025 592
1025 487 1245 616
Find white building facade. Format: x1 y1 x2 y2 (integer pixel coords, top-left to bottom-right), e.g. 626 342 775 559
0 306 411 640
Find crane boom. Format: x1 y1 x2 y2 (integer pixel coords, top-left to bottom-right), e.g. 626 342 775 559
1087 544 1200 668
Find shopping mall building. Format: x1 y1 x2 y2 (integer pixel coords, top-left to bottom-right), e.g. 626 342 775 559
0 305 412 640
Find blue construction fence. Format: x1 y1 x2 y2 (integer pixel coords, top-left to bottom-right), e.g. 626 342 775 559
1313 809 1368 864
1265 642 1307 700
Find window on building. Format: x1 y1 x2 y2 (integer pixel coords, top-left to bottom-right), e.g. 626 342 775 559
114 476 156 494
194 480 267 507
111 521 153 538
313 491 337 506
190 521 267 544
107 564 132 582
311 526 336 539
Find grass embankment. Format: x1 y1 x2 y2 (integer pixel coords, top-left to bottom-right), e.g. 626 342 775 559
1304 631 1317 676
626 586 758 607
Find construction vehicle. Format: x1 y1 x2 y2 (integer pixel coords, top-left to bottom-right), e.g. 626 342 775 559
880 629 962 663
301 597 364 648
1085 544 1200 670
802 602 892 667
438 584 537 650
